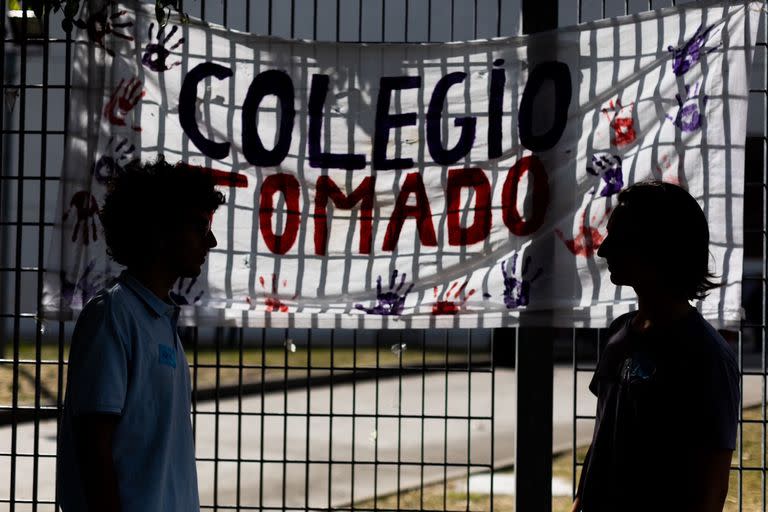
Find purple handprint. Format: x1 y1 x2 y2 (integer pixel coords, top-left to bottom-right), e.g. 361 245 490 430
72 3 135 57
142 23 184 72
501 253 542 309
61 260 114 307
668 23 720 76
91 136 137 185
63 191 101 245
586 153 623 197
355 270 414 316
666 82 708 132
170 277 204 305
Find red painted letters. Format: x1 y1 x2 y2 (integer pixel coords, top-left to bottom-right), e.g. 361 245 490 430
314 176 375 255
259 173 301 255
446 168 492 245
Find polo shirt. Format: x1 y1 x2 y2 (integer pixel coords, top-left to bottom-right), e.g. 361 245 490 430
57 271 199 512
577 309 739 512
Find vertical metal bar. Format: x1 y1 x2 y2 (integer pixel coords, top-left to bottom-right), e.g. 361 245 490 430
236 327 244 510
381 0 385 42
54 11 75 509
31 5 52 510
466 329 472 511
572 329 578 499
428 0 432 41
762 29 768 509
350 329 357 506
373 328 381 509
442 329 449 510
282 327 289 510
335 0 341 42
496 0 502 37
490 328 496 512
305 328 311 512
313 0 318 40
395 330 403 510
259 327 266 509
0 0 8 365
514 2 558 510
9 3 30 510
450 0 455 41
419 329 426 510
268 0 273 36
213 328 221 510
328 329 335 508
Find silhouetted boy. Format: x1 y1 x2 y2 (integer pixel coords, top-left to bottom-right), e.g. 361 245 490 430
573 181 739 512
57 157 225 511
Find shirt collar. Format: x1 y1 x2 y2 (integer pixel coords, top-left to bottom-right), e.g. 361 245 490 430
119 270 180 319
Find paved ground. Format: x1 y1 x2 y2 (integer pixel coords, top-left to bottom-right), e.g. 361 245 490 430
0 366 763 510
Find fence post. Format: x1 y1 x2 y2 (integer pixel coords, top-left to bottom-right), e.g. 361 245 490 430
514 1 558 511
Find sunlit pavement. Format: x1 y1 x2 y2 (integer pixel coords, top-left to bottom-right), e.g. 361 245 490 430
0 366 762 510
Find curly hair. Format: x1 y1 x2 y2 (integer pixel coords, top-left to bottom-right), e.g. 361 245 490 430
100 156 226 268
616 180 719 301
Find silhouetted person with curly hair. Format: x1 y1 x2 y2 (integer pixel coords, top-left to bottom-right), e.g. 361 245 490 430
57 157 226 512
572 181 739 512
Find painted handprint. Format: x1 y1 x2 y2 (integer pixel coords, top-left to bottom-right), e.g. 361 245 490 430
666 82 708 132
61 260 114 307
501 253 542 309
431 279 476 315
355 270 414 316
142 23 185 72
104 77 145 132
556 206 612 258
91 136 137 185
586 153 623 197
170 277 204 305
601 99 636 148
73 3 134 57
668 23 720 76
258 274 296 312
63 190 100 245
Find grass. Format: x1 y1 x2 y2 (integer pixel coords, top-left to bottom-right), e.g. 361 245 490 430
0 343 480 406
356 409 768 512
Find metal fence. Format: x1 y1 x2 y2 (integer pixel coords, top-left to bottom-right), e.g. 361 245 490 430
0 0 766 511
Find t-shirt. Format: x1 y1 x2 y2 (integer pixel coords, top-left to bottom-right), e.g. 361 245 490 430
56 271 199 512
577 308 739 512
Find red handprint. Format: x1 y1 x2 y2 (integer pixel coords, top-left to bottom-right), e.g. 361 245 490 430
63 191 100 245
601 99 637 148
431 279 476 315
104 78 145 132
258 274 297 312
556 206 613 258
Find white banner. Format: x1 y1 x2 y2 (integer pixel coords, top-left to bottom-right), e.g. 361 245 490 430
43 1 761 329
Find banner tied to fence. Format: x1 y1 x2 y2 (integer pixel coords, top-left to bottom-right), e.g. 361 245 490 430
43 1 761 329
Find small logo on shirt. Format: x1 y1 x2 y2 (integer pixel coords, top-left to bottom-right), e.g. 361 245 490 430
158 344 177 368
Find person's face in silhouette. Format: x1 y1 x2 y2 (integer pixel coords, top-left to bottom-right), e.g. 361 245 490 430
597 205 659 291
166 208 218 278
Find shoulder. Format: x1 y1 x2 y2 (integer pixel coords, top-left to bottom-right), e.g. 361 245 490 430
602 311 637 353
75 279 141 347
595 311 637 375
681 312 737 369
